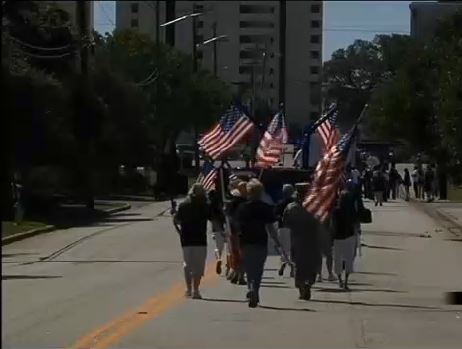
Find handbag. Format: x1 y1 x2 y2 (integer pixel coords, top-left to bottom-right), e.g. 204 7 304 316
359 207 372 223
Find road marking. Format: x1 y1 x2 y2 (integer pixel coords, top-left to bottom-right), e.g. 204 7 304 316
69 264 219 349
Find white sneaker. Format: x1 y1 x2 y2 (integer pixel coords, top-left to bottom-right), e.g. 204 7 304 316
192 291 202 299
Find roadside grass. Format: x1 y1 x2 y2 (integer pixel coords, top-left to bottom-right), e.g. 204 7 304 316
448 185 462 202
2 221 48 238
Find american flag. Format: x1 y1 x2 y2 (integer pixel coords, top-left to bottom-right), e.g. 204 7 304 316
255 111 288 168
303 124 358 222
197 162 218 191
317 109 341 151
199 105 254 160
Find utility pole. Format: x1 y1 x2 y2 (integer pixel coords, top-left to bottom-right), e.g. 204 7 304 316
155 1 160 43
192 3 200 172
212 21 217 77
76 0 94 210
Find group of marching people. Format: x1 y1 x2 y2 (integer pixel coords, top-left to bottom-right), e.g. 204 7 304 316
173 176 364 308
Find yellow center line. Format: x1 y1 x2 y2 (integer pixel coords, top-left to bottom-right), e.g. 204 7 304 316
69 263 219 349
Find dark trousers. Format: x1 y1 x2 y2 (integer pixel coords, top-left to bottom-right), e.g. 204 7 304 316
241 244 267 296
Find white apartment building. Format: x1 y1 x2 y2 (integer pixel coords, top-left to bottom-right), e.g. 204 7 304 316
116 1 323 129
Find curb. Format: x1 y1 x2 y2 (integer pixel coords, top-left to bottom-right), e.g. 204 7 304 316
2 225 55 245
101 203 132 215
1 203 132 246
410 199 462 236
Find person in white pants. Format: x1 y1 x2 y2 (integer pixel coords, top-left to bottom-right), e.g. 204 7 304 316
275 184 295 277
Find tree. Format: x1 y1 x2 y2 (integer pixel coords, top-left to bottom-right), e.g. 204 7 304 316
366 11 462 184
323 35 412 130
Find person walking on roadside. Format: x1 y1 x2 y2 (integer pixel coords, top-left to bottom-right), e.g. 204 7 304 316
275 184 295 277
317 218 336 283
225 181 248 285
236 179 280 308
208 190 226 275
173 183 211 299
283 183 322 300
389 165 400 200
403 168 411 201
411 166 419 199
332 187 359 291
424 165 435 202
417 166 425 200
372 169 385 206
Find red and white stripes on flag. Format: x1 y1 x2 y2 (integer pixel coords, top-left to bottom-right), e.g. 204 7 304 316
197 162 218 192
303 127 357 222
199 105 254 160
317 110 341 151
255 111 288 168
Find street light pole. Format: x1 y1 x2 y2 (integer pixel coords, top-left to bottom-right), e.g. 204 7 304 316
192 4 200 172
212 21 217 77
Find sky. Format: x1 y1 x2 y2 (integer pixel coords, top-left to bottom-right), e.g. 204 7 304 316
94 1 412 61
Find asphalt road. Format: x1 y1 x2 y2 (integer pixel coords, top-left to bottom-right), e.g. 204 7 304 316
3 198 462 348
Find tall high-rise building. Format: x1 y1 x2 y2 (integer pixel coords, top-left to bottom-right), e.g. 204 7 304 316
41 1 95 34
116 1 323 129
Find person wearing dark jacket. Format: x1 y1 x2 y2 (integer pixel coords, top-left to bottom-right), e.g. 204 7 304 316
403 168 411 201
173 183 211 299
225 181 248 285
236 179 280 308
372 170 385 206
283 183 322 300
332 188 359 291
275 184 295 277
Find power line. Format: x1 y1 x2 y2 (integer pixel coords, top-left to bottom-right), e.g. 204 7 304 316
323 28 410 34
6 33 72 51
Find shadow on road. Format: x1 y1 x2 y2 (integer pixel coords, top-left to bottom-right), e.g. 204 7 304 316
315 287 406 293
101 217 154 223
201 297 246 304
260 284 292 289
259 305 316 312
363 244 404 251
2 275 62 280
310 298 440 310
356 271 398 276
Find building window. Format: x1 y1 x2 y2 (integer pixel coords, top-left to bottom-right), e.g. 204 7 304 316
269 68 274 75
194 4 204 11
310 35 320 44
311 20 320 28
240 21 274 29
197 21 204 28
310 90 321 104
240 35 270 43
311 4 321 13
131 18 139 28
310 66 320 74
240 5 274 14
131 3 139 13
195 35 203 44
310 50 320 59
270 82 274 89
240 51 260 59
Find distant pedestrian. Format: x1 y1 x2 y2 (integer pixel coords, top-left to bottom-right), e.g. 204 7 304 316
208 190 226 275
372 170 385 206
332 187 359 291
317 219 336 282
283 183 322 300
11 175 24 225
389 166 400 200
236 179 280 308
417 166 425 199
403 168 411 201
411 166 419 199
424 165 435 202
173 183 211 299
275 184 295 277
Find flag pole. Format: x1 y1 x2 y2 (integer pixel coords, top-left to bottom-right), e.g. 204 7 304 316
219 162 233 247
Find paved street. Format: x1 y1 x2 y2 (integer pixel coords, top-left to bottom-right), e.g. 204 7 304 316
2 198 462 348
